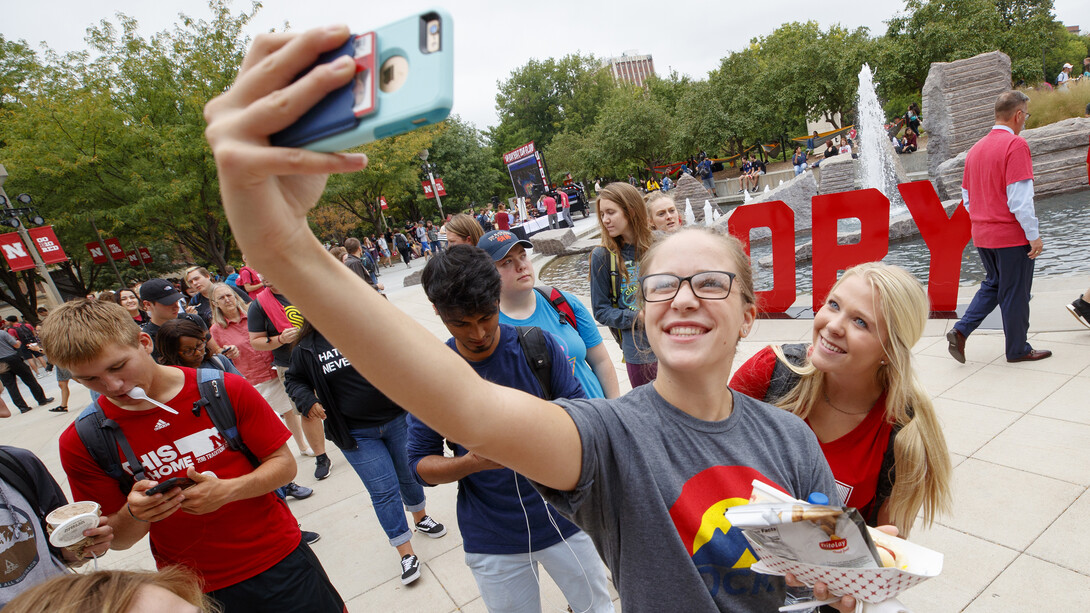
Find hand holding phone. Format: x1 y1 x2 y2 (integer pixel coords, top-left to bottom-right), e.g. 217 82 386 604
271 10 453 152
145 477 196 496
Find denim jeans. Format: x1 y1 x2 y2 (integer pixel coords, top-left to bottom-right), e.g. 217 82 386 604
341 415 426 547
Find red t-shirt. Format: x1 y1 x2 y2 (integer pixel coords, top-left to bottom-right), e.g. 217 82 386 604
237 266 263 301
962 127 1035 248
494 211 511 231
731 345 892 518
543 196 557 215
558 191 570 209
210 314 276 384
58 368 298 592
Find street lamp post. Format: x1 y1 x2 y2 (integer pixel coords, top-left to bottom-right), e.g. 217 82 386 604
418 149 445 219
0 165 64 307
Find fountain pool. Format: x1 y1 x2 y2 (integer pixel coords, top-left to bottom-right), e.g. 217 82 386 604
538 188 1090 296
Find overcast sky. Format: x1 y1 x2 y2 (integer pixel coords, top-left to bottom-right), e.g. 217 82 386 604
5 1 1086 131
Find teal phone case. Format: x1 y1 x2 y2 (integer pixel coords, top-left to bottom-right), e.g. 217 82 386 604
304 9 453 152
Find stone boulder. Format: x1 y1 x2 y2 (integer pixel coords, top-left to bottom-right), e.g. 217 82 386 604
935 116 1090 200
403 269 423 287
671 174 720 223
922 51 1012 178
719 171 818 243
816 154 856 195
530 228 577 255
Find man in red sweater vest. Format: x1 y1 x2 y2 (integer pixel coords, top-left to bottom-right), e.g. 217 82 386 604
948 91 1051 364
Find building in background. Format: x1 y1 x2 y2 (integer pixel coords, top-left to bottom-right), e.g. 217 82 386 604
602 51 655 87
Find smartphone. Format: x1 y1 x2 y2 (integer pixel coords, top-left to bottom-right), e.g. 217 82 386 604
145 476 196 496
271 10 453 152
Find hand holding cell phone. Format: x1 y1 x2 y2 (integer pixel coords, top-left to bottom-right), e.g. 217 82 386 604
145 476 196 496
270 10 453 152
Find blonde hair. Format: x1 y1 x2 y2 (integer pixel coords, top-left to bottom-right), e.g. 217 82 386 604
4 566 216 613
209 282 244 329
445 213 485 246
645 191 680 230
39 299 142 369
596 182 653 282
771 263 952 535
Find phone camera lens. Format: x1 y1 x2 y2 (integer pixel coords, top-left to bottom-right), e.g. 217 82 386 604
429 24 438 34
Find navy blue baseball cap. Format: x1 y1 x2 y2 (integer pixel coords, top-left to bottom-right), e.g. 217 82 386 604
477 230 533 261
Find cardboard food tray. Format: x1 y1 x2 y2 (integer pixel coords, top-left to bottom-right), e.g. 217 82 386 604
746 531 943 603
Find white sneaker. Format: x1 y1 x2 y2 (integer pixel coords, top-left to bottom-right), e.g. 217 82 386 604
300 448 315 457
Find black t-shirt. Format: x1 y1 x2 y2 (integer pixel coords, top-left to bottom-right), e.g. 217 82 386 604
311 334 404 428
247 294 298 367
751 159 766 173
142 313 208 363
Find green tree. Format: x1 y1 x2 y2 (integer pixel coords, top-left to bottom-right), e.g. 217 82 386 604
590 86 673 171
1 1 258 278
427 116 505 209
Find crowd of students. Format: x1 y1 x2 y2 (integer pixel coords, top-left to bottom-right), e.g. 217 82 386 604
0 25 975 613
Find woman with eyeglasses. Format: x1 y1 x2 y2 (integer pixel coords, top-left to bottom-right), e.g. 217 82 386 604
208 31 875 609
156 317 242 375
206 282 320 476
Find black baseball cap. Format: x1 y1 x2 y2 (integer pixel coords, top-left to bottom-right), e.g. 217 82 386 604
477 230 533 261
139 279 185 305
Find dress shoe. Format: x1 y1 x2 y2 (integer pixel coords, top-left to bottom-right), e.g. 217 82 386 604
946 329 966 364
1007 349 1052 363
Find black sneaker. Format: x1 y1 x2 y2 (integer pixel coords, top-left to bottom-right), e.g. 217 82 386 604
302 530 320 545
314 454 332 480
415 515 447 538
400 554 421 585
1067 297 1090 330
282 482 313 500
37 397 55 407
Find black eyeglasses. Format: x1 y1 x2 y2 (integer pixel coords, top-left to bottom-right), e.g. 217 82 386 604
179 340 207 357
640 271 736 302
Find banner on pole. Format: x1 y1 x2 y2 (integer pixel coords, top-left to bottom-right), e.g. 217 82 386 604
104 238 125 261
138 247 153 264
86 242 108 264
27 226 68 265
0 233 35 271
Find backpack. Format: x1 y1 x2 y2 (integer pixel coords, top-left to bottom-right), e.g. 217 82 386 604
514 326 553 401
0 448 44 525
534 286 578 331
74 368 260 495
12 323 36 345
605 251 624 347
477 213 493 232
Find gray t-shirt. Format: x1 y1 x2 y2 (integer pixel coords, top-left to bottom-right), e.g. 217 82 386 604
0 333 18 360
0 480 67 606
536 384 837 612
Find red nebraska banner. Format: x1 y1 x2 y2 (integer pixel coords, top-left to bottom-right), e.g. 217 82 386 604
104 237 125 261
27 226 68 265
422 178 447 199
379 196 388 210
138 247 153 264
0 233 35 271
126 251 140 267
86 242 108 264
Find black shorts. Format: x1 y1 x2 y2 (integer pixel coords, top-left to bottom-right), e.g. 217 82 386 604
208 537 344 613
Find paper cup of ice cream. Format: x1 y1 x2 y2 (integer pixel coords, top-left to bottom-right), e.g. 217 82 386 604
45 501 101 549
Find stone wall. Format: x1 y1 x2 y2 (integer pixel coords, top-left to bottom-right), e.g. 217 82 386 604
816 154 856 195
936 116 1090 200
922 51 1012 178
672 173 722 224
722 171 818 243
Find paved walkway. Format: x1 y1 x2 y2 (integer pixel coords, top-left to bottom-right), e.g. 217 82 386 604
4 232 1088 612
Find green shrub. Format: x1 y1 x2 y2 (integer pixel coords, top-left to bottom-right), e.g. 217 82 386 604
1025 80 1090 128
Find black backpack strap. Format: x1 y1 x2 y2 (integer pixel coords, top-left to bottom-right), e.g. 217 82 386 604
74 400 144 495
515 326 553 401
192 368 260 468
534 286 578 331
606 252 624 346
0 449 41 520
764 343 809 403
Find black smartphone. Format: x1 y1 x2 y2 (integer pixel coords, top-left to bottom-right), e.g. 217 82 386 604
145 476 196 496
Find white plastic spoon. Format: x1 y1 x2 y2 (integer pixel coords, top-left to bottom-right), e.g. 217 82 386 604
127 387 178 414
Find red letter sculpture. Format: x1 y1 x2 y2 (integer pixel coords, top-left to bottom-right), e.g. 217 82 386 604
728 201 796 314
898 181 971 312
810 189 890 311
